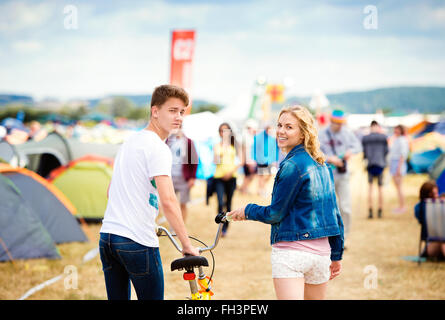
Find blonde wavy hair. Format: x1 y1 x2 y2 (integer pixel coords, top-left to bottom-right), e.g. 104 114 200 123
278 105 325 165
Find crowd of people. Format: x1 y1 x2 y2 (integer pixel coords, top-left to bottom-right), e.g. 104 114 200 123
166 106 444 263
98 84 443 301
1 85 441 301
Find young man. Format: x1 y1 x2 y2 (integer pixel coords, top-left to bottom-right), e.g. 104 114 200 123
362 120 388 219
99 85 200 300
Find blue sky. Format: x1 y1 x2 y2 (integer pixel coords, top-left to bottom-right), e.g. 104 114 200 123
0 0 444 106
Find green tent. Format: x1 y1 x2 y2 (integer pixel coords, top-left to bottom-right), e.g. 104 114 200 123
48 156 113 222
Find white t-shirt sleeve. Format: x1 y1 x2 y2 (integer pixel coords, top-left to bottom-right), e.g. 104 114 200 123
146 141 172 178
401 138 410 159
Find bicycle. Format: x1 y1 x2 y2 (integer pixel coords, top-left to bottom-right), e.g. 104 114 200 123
156 212 231 300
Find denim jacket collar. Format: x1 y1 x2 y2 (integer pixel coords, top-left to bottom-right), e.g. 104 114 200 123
282 144 304 162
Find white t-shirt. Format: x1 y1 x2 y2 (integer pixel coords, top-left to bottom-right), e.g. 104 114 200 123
389 136 409 161
100 130 172 247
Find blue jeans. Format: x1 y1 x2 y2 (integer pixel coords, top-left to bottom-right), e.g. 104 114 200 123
99 233 164 300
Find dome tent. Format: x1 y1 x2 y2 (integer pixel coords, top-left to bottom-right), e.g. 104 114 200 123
48 155 113 222
0 174 60 262
0 164 88 244
9 131 120 178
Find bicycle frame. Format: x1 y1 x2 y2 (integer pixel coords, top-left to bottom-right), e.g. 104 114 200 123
156 212 231 300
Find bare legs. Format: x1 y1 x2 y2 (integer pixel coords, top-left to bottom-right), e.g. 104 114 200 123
273 278 327 300
180 203 187 222
368 183 383 218
258 174 272 197
392 175 406 213
240 175 254 194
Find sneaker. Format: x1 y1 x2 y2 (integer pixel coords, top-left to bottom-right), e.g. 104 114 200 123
378 208 382 218
368 209 373 219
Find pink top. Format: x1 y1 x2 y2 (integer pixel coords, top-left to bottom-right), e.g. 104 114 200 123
272 237 331 256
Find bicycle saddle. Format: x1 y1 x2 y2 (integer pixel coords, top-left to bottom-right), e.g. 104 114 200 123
171 255 209 271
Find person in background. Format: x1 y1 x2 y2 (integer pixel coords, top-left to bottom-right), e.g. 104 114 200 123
240 119 258 195
228 105 344 300
389 124 410 214
319 110 361 240
252 124 279 198
166 126 198 223
213 122 241 237
362 120 388 219
27 121 48 141
414 180 445 259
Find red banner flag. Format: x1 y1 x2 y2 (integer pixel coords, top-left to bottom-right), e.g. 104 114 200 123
170 30 195 113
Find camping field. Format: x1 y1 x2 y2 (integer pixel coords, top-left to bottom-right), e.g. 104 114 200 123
1 154 444 300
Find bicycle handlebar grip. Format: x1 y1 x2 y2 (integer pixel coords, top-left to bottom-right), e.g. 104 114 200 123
215 212 232 224
215 212 226 224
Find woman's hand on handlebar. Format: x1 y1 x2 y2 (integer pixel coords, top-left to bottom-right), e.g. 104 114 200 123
227 206 246 221
182 245 200 256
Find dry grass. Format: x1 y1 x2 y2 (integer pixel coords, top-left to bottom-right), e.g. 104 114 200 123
1 155 444 300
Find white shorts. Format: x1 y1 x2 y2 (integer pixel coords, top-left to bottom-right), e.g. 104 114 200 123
271 247 331 284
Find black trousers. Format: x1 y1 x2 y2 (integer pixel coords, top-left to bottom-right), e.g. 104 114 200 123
214 177 236 232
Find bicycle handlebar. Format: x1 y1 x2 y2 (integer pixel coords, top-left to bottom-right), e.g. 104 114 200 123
156 212 232 254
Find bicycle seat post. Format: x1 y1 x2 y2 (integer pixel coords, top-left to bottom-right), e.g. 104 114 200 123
183 267 200 299
197 266 206 280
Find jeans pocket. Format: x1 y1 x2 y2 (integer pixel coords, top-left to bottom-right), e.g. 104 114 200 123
116 249 149 276
99 245 112 271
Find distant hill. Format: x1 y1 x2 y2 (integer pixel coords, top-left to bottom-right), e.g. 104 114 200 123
87 94 212 109
286 86 445 115
0 94 34 106
86 95 150 108
1 86 444 115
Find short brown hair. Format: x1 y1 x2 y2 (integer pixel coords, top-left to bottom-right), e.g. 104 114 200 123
395 124 406 136
419 180 437 200
150 84 189 108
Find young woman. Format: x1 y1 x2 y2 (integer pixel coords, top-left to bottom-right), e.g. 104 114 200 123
228 105 344 300
213 122 241 236
389 124 410 213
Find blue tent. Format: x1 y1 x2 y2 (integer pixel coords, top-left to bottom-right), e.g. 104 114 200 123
434 119 445 135
430 153 445 195
437 170 445 195
409 148 443 173
413 122 437 138
0 174 60 262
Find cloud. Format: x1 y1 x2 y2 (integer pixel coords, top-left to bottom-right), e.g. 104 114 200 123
11 40 44 53
0 0 445 105
0 1 56 34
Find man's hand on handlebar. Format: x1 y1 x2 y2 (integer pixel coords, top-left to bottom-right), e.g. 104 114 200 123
182 245 200 256
227 206 246 221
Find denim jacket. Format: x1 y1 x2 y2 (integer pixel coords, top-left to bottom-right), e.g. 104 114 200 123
245 144 345 261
